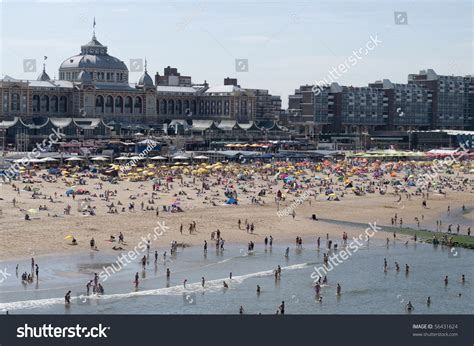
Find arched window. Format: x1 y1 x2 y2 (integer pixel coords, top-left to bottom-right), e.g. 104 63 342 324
51 96 58 112
205 101 210 115
217 101 222 114
124 96 133 114
115 96 123 114
11 93 20 111
176 100 182 115
211 101 216 115
168 100 174 115
105 95 114 113
95 95 105 113
134 96 142 114
32 95 40 112
59 96 67 113
40 95 49 113
161 100 167 114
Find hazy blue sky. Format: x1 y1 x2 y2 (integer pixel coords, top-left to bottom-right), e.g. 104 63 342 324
1 0 472 107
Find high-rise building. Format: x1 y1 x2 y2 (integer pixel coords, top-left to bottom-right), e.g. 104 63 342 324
408 69 470 129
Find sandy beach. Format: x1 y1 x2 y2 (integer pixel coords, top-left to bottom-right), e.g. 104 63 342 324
0 161 472 261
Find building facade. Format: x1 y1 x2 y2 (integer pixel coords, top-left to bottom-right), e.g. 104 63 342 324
289 69 474 138
0 32 273 143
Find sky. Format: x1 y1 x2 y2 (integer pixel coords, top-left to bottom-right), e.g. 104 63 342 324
0 0 472 108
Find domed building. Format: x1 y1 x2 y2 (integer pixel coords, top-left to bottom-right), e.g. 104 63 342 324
59 34 128 84
0 25 266 146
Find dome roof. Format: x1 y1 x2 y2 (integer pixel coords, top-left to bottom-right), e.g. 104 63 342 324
59 35 128 71
60 54 128 70
138 71 154 87
37 70 50 81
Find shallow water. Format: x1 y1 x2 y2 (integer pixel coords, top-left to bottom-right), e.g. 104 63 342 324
0 238 472 314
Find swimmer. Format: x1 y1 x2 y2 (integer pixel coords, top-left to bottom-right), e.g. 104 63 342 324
257 285 261 294
406 301 414 312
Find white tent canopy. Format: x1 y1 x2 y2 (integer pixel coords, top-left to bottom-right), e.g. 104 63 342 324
65 157 84 161
91 156 109 161
194 155 209 159
150 156 166 160
173 155 190 160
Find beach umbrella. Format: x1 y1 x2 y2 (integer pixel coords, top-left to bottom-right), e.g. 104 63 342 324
194 155 209 160
150 156 166 160
173 155 189 160
27 208 38 214
115 156 130 160
64 235 74 240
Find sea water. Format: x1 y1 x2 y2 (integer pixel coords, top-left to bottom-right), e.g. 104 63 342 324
0 239 472 314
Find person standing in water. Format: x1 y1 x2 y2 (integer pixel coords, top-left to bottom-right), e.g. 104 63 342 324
444 275 448 285
257 285 261 294
65 290 71 305
427 297 431 306
166 268 170 279
204 240 208 254
201 277 205 288
134 272 139 288
279 301 285 315
336 283 341 295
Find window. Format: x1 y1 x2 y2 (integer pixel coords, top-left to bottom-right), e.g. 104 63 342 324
59 96 67 113
51 96 58 112
95 95 105 113
32 95 40 112
115 96 123 113
125 96 133 114
134 96 142 114
11 93 20 111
